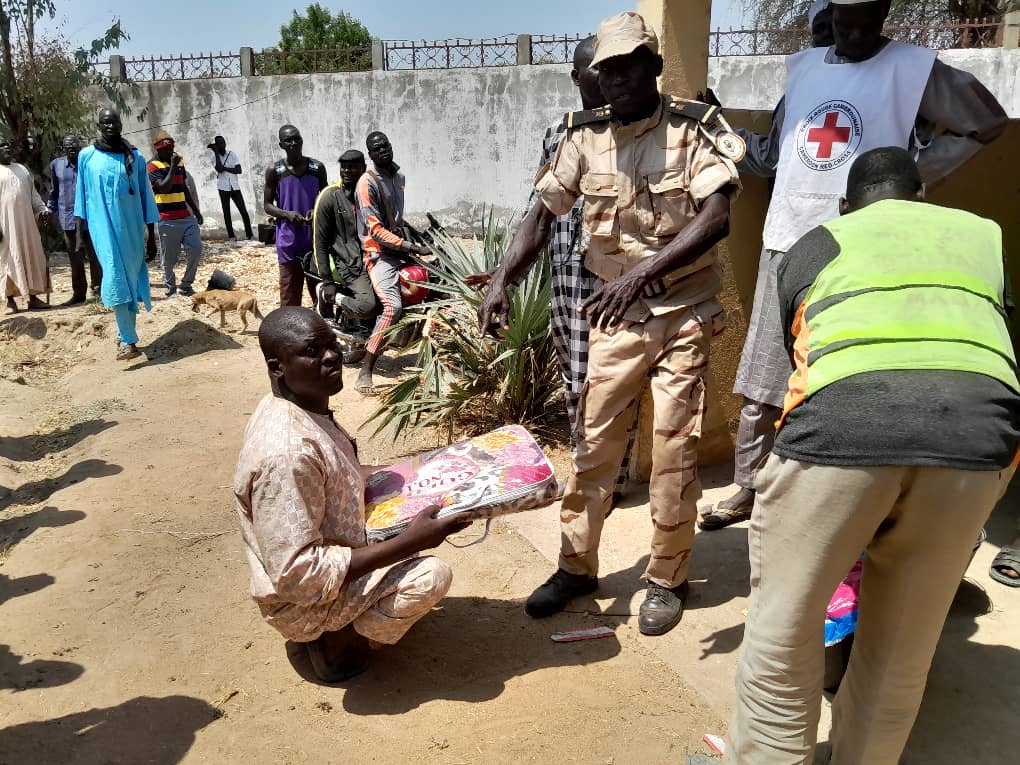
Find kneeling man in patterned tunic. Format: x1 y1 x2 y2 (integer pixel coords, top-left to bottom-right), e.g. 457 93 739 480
234 307 468 682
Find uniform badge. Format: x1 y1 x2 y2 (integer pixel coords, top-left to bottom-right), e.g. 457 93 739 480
716 131 746 163
699 112 746 163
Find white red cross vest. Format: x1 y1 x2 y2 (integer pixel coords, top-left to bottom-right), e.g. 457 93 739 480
762 41 936 253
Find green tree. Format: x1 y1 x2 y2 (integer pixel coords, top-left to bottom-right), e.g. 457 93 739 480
0 0 131 179
257 4 372 74
278 3 371 50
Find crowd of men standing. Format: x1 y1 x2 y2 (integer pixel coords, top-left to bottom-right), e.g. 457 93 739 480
0 107 418 375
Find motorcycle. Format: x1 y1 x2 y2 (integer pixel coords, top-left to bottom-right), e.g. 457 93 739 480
304 216 446 364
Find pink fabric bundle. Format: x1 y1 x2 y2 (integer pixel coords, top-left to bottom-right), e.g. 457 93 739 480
364 425 558 541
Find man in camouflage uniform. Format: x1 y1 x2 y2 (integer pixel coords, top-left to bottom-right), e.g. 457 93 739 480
478 12 742 636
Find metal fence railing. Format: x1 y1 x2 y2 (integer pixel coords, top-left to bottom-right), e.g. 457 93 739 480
253 46 371 75
887 17 1003 48
98 18 1009 81
530 33 589 65
87 59 110 78
383 36 518 70
123 52 241 81
710 16 1003 56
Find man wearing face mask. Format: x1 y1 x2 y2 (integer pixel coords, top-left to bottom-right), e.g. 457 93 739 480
147 130 205 299
703 0 1009 531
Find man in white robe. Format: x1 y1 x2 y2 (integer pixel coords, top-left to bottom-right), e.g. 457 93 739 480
0 133 50 314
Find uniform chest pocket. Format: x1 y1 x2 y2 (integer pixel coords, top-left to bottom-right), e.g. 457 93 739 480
579 172 619 238
646 170 695 237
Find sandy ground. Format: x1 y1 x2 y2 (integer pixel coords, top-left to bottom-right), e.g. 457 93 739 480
1 243 1018 764
0 246 722 765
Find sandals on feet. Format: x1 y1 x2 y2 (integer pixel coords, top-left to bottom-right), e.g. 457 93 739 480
989 545 1020 587
116 343 142 361
698 503 753 531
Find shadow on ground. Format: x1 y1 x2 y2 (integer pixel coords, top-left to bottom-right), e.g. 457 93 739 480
0 419 117 462
596 486 751 619
0 643 83 691
0 505 86 549
129 319 242 369
813 579 1020 764
902 579 1020 763
0 315 48 341
284 595 621 714
0 459 120 512
0 572 55 606
0 695 222 764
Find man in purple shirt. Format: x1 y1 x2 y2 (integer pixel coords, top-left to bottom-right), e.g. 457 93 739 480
49 135 101 305
263 124 328 307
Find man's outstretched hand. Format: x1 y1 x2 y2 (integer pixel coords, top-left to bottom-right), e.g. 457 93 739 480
477 277 511 338
400 506 471 552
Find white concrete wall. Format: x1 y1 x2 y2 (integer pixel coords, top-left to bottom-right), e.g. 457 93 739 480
118 65 576 236
114 48 1019 237
708 48 1020 115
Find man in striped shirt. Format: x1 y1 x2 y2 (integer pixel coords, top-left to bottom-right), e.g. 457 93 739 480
353 131 431 395
147 131 203 298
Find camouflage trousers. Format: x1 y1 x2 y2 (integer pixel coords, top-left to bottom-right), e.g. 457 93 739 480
559 300 724 588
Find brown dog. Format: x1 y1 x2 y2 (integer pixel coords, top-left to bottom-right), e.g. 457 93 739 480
191 289 264 331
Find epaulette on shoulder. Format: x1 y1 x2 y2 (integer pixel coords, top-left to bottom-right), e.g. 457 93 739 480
565 106 613 130
665 97 719 125
273 159 289 177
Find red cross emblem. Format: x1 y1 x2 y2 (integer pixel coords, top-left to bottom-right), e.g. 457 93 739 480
807 112 852 160
796 101 863 172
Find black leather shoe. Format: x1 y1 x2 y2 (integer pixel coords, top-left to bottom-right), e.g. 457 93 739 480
58 296 86 307
638 580 690 636
306 625 370 683
525 568 598 618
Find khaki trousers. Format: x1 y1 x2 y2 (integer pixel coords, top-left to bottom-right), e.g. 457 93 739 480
727 455 1013 765
262 556 452 645
559 300 723 587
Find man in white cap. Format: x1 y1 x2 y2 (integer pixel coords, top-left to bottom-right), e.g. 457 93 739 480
700 0 1009 531
478 12 743 636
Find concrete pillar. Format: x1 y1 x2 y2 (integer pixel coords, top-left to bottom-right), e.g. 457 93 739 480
371 40 385 71
517 34 533 65
239 47 255 77
636 0 711 98
1004 11 1020 49
627 0 733 482
109 55 127 83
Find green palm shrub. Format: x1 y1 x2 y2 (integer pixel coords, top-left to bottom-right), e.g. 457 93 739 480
365 210 563 443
